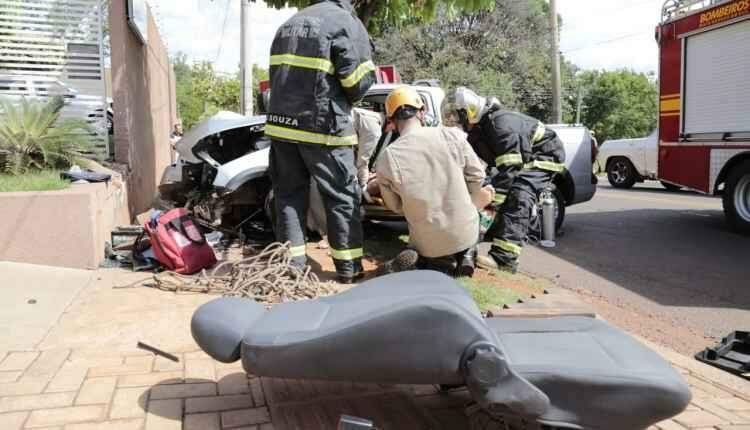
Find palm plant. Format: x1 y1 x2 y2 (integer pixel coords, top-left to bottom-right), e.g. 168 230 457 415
0 96 96 175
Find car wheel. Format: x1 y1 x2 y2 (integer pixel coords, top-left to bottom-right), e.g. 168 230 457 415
722 160 750 235
551 185 566 233
607 157 637 189
660 181 681 191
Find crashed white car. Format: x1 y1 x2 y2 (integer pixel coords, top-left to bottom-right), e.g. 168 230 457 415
158 84 446 236
159 83 597 235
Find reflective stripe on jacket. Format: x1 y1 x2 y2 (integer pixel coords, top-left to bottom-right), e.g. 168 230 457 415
267 0 376 146
468 109 566 191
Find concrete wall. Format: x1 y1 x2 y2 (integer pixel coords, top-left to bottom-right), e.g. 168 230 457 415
0 182 130 270
110 2 176 216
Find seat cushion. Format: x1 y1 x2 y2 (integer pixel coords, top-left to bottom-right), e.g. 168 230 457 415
486 317 692 430
241 270 493 385
191 297 266 363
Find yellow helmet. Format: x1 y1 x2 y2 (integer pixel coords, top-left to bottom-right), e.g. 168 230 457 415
385 86 425 118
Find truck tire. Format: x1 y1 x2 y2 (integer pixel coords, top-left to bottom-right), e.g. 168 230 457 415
607 157 637 189
660 181 682 191
551 184 566 232
723 160 750 235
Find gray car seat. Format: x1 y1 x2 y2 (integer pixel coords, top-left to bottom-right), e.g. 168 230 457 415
191 271 690 429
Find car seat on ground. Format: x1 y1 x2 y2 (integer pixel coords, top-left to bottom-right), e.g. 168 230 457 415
191 270 690 430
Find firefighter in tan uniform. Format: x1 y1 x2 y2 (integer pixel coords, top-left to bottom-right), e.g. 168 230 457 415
375 86 490 277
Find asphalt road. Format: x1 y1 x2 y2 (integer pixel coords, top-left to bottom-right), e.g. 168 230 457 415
520 180 750 353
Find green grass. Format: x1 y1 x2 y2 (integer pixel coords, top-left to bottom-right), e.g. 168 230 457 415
0 170 69 192
458 276 522 312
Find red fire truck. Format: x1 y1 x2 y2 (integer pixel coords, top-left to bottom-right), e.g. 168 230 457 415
657 0 750 234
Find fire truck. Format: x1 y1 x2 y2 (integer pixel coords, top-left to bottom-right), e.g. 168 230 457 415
657 0 750 234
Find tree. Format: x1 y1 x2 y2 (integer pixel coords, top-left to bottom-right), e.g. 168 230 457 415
374 0 555 120
172 52 270 129
0 97 96 175
566 70 658 142
264 0 494 33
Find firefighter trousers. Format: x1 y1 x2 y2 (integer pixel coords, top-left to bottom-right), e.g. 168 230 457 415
268 140 363 275
487 169 554 270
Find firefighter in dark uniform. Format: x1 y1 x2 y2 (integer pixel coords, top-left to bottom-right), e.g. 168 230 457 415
266 0 376 283
453 87 566 273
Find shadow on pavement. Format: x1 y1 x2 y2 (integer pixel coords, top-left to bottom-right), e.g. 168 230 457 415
540 206 750 312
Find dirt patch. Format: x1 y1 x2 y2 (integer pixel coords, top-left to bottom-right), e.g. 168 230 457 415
566 286 715 356
474 268 549 297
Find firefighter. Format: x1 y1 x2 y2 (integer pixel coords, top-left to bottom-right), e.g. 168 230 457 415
375 86 489 277
352 107 383 203
266 0 376 283
453 87 566 273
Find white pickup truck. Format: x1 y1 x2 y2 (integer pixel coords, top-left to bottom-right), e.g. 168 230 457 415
597 131 682 191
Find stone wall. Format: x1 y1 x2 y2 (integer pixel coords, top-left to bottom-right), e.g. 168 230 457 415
109 2 177 216
0 182 130 269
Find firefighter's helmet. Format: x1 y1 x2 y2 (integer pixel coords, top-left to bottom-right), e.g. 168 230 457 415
454 87 488 125
385 86 425 119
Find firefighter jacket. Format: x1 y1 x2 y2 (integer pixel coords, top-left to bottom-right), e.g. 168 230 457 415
266 0 376 146
375 125 486 258
468 108 566 204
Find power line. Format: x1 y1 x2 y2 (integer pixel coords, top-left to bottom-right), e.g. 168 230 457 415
215 0 231 63
562 32 649 53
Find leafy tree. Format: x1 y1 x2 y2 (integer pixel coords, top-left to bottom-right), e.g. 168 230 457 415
172 52 270 129
264 0 494 33
565 70 658 142
0 96 96 175
374 0 555 120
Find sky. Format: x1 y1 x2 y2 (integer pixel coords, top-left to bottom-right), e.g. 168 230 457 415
151 0 667 74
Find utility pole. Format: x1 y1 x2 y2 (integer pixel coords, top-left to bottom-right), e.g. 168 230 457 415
240 0 253 115
575 85 583 124
549 0 562 123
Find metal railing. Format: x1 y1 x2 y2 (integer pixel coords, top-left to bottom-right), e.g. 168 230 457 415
0 0 108 157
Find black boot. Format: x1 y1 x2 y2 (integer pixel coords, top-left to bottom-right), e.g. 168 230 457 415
336 259 365 284
455 246 477 278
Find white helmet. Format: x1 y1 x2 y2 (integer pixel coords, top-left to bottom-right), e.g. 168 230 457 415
454 87 488 125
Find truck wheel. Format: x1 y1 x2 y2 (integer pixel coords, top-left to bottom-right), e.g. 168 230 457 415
607 157 637 189
723 160 750 235
660 181 682 191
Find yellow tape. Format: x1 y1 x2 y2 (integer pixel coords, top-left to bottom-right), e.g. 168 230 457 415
495 153 523 167
331 247 364 261
660 98 681 112
270 54 334 74
525 160 565 173
532 123 546 144
266 124 357 146
493 239 522 256
340 60 375 88
289 245 307 257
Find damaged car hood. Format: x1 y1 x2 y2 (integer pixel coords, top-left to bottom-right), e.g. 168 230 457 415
176 111 266 164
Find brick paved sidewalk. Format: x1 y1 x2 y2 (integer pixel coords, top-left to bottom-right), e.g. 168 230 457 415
1 267 749 429
1 344 749 429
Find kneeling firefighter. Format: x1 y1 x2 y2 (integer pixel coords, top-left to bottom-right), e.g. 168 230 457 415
453 87 565 273
375 86 489 277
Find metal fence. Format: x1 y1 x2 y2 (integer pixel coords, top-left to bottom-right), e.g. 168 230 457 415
0 0 109 157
